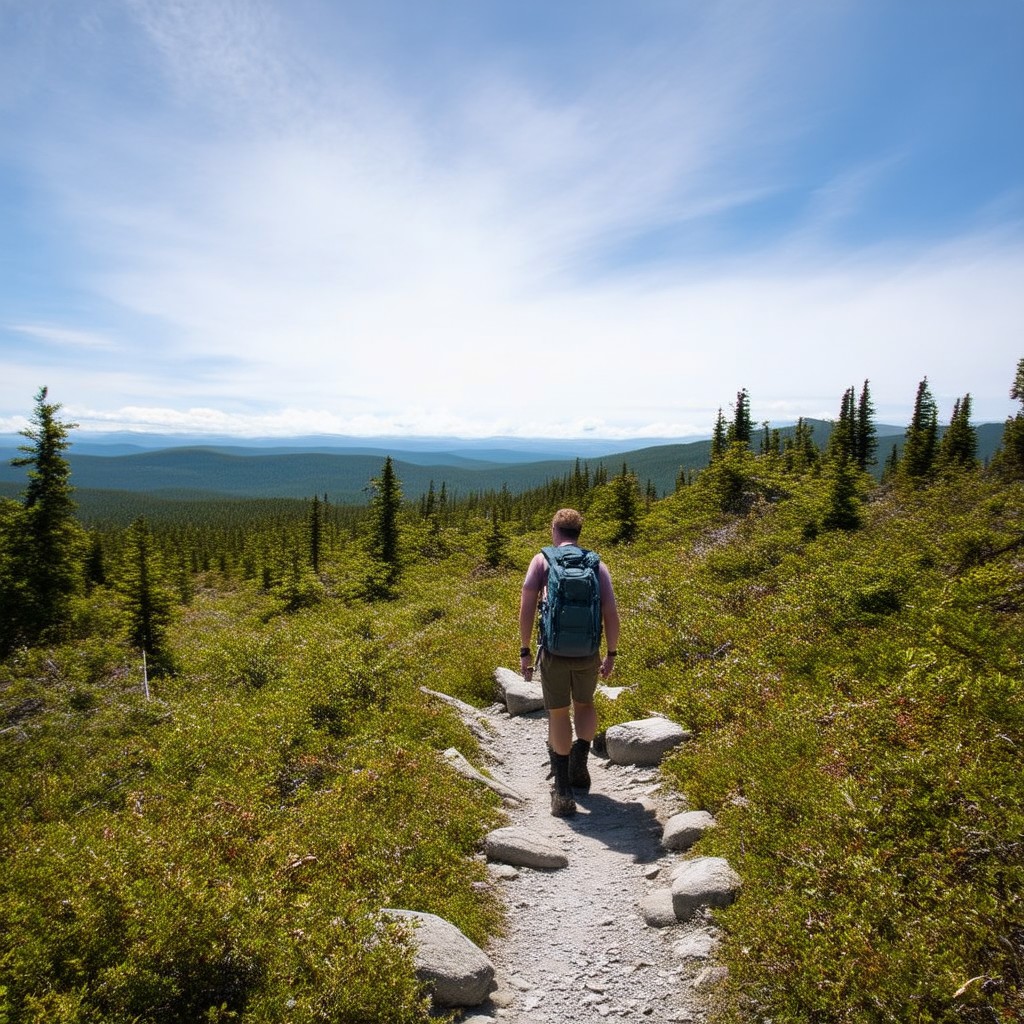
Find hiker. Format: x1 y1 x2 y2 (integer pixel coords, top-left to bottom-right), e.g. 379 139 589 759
519 508 620 816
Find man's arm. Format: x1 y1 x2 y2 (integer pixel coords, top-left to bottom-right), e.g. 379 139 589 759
519 584 540 678
599 566 620 680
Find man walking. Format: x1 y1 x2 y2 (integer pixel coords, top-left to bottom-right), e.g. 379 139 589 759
519 508 620 816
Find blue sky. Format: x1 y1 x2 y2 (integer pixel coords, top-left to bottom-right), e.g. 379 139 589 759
1 0 1022 439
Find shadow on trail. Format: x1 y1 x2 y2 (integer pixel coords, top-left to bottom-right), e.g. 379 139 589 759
565 789 664 864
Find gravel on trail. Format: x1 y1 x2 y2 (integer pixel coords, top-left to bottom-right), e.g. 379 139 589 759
462 705 722 1024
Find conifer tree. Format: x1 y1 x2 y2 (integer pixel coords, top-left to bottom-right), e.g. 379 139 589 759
784 418 819 474
0 387 84 651
727 388 753 446
309 495 323 574
119 517 176 674
710 409 727 463
484 508 509 569
936 394 978 474
991 358 1024 481
611 463 641 544
367 456 403 595
828 387 856 463
421 480 436 519
85 533 106 593
854 379 878 471
902 377 939 481
821 449 862 531
882 443 900 482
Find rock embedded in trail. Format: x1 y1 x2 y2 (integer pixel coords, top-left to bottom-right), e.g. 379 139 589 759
640 889 680 928
673 930 720 961
442 747 527 803
662 810 717 852
670 857 742 921
484 825 569 870
605 717 692 766
380 909 494 1007
493 667 545 716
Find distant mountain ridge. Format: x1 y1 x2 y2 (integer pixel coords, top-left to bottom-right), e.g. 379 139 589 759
0 422 1007 502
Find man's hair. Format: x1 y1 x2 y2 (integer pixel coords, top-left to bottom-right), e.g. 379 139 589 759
551 507 583 541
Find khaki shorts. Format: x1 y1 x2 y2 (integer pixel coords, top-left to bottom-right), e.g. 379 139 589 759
539 650 601 710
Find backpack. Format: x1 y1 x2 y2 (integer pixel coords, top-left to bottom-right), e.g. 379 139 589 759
537 545 603 657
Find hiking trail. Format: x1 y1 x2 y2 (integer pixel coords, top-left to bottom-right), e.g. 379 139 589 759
458 701 723 1023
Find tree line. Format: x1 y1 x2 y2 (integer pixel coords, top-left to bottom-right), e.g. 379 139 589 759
2 361 1022 666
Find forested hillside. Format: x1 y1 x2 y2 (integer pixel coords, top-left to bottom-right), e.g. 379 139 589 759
1 370 1022 1023
0 420 1007 502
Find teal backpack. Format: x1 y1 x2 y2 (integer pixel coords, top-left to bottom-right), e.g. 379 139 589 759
537 545 603 657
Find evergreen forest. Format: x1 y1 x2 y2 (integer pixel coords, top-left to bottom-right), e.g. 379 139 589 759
1 366 1022 1024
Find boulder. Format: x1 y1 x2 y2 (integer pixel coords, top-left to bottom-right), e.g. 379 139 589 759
661 810 717 852
670 857 742 921
493 667 545 716
605 718 691 766
484 826 569 870
381 909 494 1007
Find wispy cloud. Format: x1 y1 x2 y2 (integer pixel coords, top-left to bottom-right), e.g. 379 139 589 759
1 0 1021 436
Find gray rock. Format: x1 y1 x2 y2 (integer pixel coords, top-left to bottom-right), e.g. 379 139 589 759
494 667 545 715
381 909 494 1007
442 747 526 803
672 930 719 960
692 965 729 990
661 810 716 852
670 857 742 921
640 889 678 928
605 718 691 766
488 863 520 880
484 825 569 870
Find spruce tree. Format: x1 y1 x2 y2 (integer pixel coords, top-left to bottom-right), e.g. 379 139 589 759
821 450 862 531
902 377 939 481
367 456 403 596
484 508 509 569
936 394 978 474
309 495 323 574
854 379 878 471
119 517 176 674
0 387 84 651
828 387 856 463
710 409 727 463
611 463 641 544
991 358 1024 481
728 388 752 446
785 418 819 474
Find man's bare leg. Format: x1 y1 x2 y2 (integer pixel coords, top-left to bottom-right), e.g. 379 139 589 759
548 705 573 756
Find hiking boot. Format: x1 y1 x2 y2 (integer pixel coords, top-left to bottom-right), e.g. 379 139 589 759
550 787 577 817
569 739 591 791
549 751 576 817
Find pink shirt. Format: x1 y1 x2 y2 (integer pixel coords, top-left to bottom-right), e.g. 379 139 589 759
523 544 616 605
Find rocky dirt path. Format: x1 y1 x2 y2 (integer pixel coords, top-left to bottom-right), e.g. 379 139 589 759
459 705 721 1023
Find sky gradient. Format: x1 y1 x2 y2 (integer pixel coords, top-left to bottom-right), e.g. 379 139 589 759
2 0 1022 439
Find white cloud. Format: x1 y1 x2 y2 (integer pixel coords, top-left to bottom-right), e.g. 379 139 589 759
2 1 1021 437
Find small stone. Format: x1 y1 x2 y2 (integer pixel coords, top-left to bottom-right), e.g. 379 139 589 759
489 863 520 881
640 890 678 928
692 965 729 991
662 810 717 852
